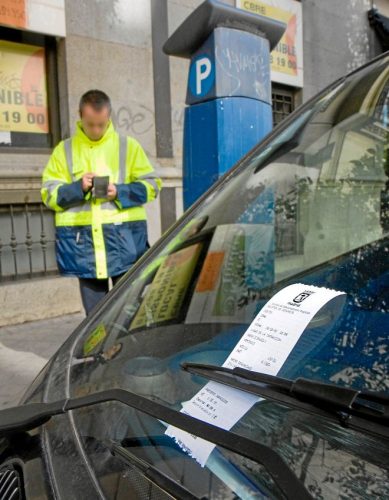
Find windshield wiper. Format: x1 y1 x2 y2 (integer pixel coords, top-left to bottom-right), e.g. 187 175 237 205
0 387 311 499
181 362 389 440
111 442 202 500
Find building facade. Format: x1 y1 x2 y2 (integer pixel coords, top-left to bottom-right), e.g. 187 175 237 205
0 0 387 325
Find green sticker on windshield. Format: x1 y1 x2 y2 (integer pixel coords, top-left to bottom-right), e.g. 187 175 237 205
83 324 107 356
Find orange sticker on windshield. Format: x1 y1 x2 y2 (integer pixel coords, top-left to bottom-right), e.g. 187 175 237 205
195 251 225 292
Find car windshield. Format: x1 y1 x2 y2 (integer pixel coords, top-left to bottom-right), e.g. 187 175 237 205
47 55 389 499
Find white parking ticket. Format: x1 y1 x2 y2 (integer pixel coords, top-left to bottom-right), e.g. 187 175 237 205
166 283 346 466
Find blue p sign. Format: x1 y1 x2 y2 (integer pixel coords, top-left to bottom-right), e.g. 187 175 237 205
189 54 215 98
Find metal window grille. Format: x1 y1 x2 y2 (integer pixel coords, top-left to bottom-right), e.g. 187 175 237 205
272 87 295 126
0 203 58 283
276 220 301 256
272 86 300 256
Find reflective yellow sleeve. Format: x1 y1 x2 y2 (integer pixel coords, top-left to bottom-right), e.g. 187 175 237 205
41 142 72 212
127 138 162 202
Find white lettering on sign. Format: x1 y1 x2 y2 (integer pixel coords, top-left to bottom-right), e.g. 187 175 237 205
166 283 346 466
196 57 212 95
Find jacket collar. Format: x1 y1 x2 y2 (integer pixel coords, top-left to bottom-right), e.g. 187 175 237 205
75 120 116 145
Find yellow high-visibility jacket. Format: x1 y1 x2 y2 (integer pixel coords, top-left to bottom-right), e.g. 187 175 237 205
41 120 161 279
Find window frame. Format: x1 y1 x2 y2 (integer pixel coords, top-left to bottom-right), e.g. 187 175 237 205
271 83 296 126
0 26 61 153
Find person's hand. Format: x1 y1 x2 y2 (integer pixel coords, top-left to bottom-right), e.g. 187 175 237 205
81 173 95 192
107 183 117 201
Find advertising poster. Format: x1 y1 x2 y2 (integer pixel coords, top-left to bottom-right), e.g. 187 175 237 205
0 0 26 29
236 0 303 87
0 40 49 134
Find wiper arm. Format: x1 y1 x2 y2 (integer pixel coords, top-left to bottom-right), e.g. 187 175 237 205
111 442 202 500
0 387 312 500
181 362 389 440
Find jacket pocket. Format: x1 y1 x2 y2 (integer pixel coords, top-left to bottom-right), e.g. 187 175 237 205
103 221 148 275
118 225 138 268
55 226 93 275
126 221 148 261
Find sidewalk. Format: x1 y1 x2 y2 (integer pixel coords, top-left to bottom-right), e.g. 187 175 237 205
0 312 84 409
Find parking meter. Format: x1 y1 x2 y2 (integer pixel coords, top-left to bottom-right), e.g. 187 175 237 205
164 0 285 209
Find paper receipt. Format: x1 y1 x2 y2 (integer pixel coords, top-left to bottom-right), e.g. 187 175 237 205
166 283 346 466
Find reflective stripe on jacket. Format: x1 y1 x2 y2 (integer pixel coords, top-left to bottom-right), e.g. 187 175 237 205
41 120 161 279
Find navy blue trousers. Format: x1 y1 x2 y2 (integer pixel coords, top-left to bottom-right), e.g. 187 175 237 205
79 274 125 315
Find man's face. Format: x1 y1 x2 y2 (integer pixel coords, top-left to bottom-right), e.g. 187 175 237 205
80 104 111 141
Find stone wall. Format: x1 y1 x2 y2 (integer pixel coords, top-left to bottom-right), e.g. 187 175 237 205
302 0 380 101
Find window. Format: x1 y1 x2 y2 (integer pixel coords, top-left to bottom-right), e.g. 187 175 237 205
0 27 59 149
272 84 295 126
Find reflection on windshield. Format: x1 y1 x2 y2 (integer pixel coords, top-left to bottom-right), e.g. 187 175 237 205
48 56 389 499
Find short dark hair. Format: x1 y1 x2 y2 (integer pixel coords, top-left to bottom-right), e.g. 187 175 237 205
79 90 112 114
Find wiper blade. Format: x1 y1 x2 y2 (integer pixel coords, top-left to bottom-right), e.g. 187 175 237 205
0 387 311 500
111 442 202 500
181 362 389 439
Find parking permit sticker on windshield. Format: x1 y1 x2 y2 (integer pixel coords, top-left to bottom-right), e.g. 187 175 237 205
83 324 107 356
166 283 346 466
